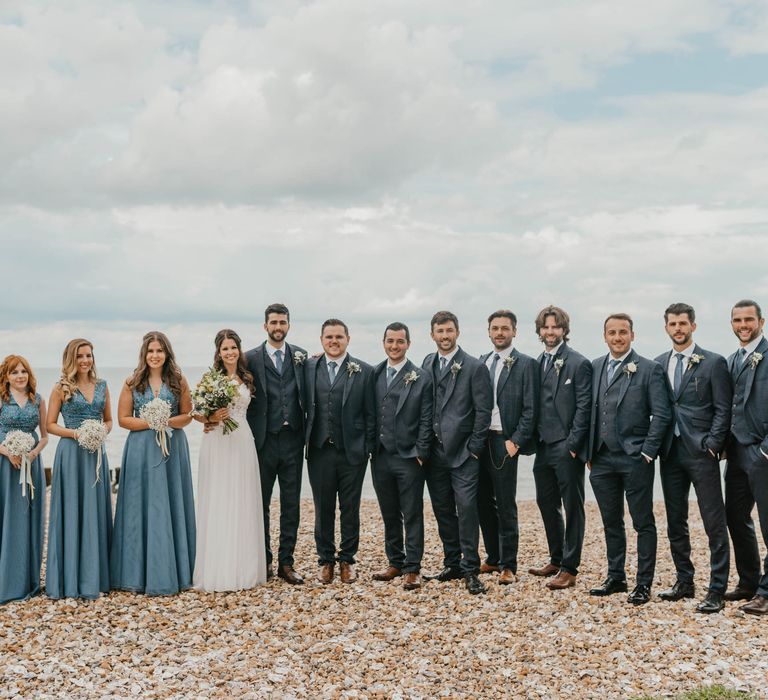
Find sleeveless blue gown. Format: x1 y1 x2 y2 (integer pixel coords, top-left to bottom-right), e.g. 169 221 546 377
110 383 196 595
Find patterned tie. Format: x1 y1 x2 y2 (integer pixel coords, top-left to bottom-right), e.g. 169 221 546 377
439 356 447 373
275 349 283 374
387 366 397 386
606 358 620 383
673 353 685 394
328 360 337 383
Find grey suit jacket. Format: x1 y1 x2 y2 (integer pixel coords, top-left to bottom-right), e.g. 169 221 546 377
588 349 672 461
728 335 768 455
422 347 493 468
654 344 732 459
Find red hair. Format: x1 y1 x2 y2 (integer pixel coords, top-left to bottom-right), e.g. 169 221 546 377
0 355 37 404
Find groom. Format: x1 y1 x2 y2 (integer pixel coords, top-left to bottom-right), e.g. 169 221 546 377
245 303 307 585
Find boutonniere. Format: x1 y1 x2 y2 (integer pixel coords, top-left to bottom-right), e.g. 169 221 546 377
750 352 763 370
503 355 517 370
347 361 361 377
404 370 419 386
688 353 704 368
450 361 462 377
553 358 565 376
624 361 638 377
293 351 307 366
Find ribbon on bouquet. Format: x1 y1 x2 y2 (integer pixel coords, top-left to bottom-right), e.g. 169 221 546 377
93 448 103 487
150 427 174 468
19 453 35 500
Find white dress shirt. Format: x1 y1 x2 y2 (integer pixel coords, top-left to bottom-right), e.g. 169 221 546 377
485 346 513 431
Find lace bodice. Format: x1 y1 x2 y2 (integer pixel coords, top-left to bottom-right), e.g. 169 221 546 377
228 383 251 425
132 383 180 418
60 381 107 429
0 393 41 436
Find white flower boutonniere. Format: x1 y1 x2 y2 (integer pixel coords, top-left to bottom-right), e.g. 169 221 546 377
553 358 565 376
750 352 763 370
347 361 361 377
503 355 517 370
293 351 307 366
404 370 419 386
450 361 462 377
688 353 704 369
624 361 638 377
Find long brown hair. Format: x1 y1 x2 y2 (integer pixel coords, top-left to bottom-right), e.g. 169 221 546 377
213 329 254 395
127 331 183 401
59 339 98 403
0 355 37 404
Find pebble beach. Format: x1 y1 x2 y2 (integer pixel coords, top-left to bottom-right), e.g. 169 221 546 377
1 498 766 699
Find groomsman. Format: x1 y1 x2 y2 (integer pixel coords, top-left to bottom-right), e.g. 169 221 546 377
528 306 592 590
724 299 768 615
422 311 493 595
477 310 538 585
588 313 671 605
371 322 434 590
245 303 307 584
304 319 375 584
655 303 731 614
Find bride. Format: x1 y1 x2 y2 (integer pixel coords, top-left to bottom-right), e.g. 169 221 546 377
193 329 266 592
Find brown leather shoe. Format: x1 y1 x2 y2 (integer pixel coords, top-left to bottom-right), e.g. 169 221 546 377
339 562 357 584
317 563 334 584
277 565 304 585
546 570 577 590
740 594 768 616
372 566 402 581
498 568 517 585
480 563 500 574
528 562 559 577
724 586 756 601
403 572 421 590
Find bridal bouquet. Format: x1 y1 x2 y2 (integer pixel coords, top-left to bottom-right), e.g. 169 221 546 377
190 368 240 435
139 398 173 459
76 419 109 485
3 430 36 499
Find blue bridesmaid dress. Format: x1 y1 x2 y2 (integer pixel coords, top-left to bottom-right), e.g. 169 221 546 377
45 381 112 599
110 383 196 595
0 393 46 604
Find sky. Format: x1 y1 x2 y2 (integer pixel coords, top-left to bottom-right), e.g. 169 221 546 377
2 0 768 370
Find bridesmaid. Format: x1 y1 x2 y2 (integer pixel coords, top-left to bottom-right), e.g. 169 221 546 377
110 331 196 595
0 355 48 604
46 339 113 599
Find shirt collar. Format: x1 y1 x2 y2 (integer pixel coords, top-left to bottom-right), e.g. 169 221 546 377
670 343 694 359
387 358 408 373
437 347 459 365
325 353 348 367
608 350 632 364
488 345 513 360
546 341 564 357
741 335 764 355
266 342 286 359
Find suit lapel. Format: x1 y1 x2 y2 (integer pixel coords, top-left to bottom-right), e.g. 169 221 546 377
676 345 698 398
744 337 768 403
254 343 268 394
616 351 638 407
496 348 516 398
441 349 463 409
341 358 354 405
394 360 414 415
551 345 567 398
594 355 607 399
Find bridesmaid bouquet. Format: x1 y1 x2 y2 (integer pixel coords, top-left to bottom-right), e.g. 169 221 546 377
190 368 240 435
2 430 36 499
139 398 173 459
77 419 109 485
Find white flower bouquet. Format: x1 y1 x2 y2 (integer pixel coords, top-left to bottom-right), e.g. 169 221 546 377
3 430 36 499
140 397 173 458
190 367 240 435
76 419 108 485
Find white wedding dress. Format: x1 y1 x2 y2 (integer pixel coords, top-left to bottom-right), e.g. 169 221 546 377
194 382 267 592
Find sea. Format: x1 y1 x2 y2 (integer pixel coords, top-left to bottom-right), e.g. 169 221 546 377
32 367 679 502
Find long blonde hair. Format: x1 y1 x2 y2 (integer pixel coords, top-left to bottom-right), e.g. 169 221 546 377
58 339 98 403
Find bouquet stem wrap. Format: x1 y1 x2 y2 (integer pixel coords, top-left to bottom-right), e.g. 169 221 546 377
76 419 109 487
139 398 173 466
3 430 36 500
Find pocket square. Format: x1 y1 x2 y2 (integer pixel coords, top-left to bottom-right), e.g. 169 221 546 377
564 378 572 385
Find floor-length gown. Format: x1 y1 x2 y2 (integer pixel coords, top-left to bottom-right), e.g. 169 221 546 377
194 382 266 591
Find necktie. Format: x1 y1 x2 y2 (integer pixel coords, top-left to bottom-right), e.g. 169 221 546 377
275 349 283 374
387 367 397 386
542 353 551 375
673 353 685 394
328 361 337 383
439 356 447 372
489 353 500 381
606 358 620 383
733 347 747 379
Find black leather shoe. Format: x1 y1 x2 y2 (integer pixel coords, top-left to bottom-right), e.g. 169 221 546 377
696 591 725 614
627 584 652 605
424 567 463 582
589 577 628 596
658 580 695 601
464 573 486 595
724 586 756 601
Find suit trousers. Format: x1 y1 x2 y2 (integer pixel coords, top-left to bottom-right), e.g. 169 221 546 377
371 450 425 573
533 439 586 576
661 438 729 593
478 435 519 572
256 426 303 567
307 443 367 565
425 448 481 574
589 448 657 586
725 441 768 596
